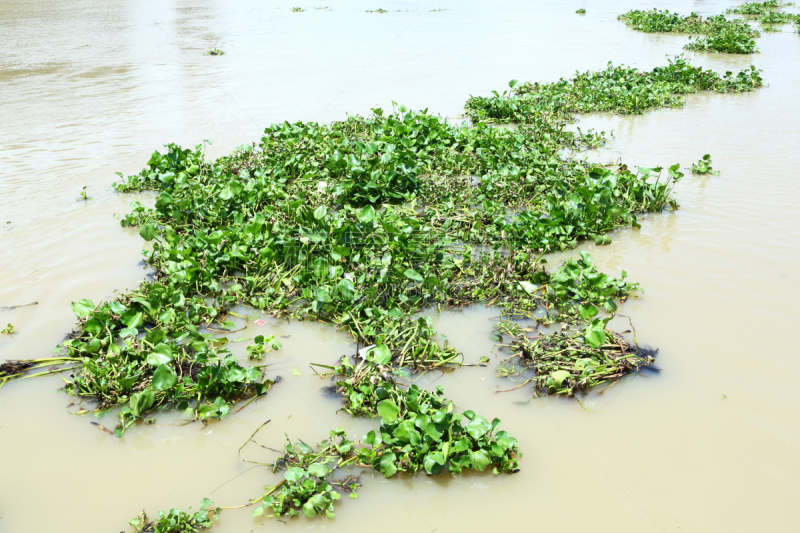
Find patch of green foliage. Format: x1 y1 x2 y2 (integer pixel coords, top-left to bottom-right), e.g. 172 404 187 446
759 10 800 23
465 56 762 122
291 7 305 12
576 9 586 14
205 48 224 56
366 8 388 13
129 498 217 532
691 154 720 176
618 9 760 53
1 323 15 335
728 1 781 15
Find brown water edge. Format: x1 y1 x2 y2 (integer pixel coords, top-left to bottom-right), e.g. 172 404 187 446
3 0 800 531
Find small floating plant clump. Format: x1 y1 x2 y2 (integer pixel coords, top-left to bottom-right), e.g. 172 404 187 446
692 154 720 175
465 55 762 123
727 1 789 15
205 48 224 56
291 7 305 12
576 8 586 14
129 498 217 532
618 10 760 54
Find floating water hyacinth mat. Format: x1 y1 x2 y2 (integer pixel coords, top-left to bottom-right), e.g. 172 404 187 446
619 3 800 53
465 55 762 124
1 54 749 529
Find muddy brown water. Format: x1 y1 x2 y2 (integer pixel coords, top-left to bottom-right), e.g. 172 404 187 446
2 1 800 531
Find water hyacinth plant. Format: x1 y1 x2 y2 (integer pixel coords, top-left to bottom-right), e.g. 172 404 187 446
2 45 716 530
465 55 762 122
618 9 760 54
692 154 720 175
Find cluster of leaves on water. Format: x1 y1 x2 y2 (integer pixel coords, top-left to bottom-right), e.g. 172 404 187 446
620 2 800 53
129 498 217 532
291 7 305 12
204 48 224 56
576 8 586 14
727 1 789 15
1 323 15 335
0 53 703 530
246 381 519 519
691 154 720 176
465 55 762 123
496 321 654 396
618 9 761 53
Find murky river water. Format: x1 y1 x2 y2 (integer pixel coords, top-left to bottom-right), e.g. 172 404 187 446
2 0 800 531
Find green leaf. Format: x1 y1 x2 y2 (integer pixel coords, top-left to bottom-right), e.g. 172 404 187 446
465 417 491 439
578 304 599 320
120 309 144 328
71 299 96 319
358 205 375 224
292 366 301 376
313 206 328 220
146 343 173 366
130 388 155 417
285 467 305 482
139 224 156 241
404 269 424 282
377 399 400 422
307 463 328 477
470 449 491 471
584 326 606 348
369 344 392 365
151 364 178 390
302 501 317 518
378 452 397 477
550 370 571 388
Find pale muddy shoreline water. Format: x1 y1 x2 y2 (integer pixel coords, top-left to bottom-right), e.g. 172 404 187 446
2 1 800 531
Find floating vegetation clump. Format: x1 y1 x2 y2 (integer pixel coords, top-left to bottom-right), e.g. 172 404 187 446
728 1 783 15
1 323 15 335
205 48 224 56
621 2 800 52
692 154 720 175
366 8 388 13
576 8 586 14
129 499 218 532
618 9 760 53
465 55 762 123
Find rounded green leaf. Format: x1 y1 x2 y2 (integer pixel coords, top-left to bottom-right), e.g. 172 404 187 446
71 299 96 319
550 370 571 388
313 206 328 220
469 449 491 471
307 463 329 477
369 344 392 365
584 327 606 348
139 224 156 241
376 399 400 423
146 343 173 366
465 417 491 439
358 205 375 223
151 364 178 391
404 269 424 282
284 467 305 482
